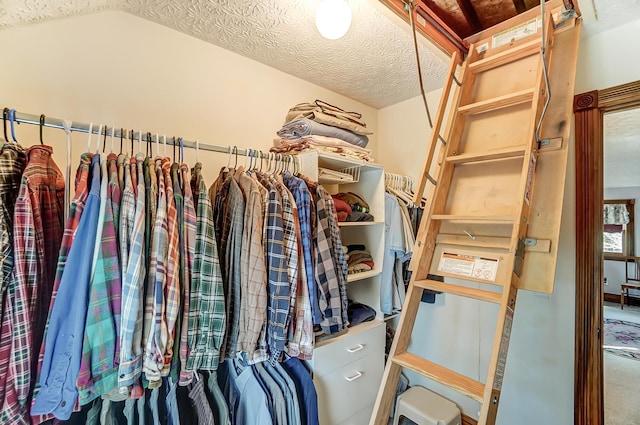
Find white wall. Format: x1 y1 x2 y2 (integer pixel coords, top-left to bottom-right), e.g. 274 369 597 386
0 11 378 187
603 187 640 296
575 19 640 93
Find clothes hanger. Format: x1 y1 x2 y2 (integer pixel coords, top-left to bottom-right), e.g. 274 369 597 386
155 134 160 158
86 123 94 152
162 135 167 157
195 139 199 163
138 131 143 155
95 124 104 154
39 114 46 145
110 126 115 153
130 129 135 156
2 108 9 144
8 109 19 143
233 146 238 169
147 132 152 158
120 128 124 154
172 137 177 163
179 137 184 163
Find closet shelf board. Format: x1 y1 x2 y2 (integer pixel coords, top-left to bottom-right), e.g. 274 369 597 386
338 221 384 227
347 269 382 283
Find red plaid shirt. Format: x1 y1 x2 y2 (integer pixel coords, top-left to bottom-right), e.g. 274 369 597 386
0 146 65 424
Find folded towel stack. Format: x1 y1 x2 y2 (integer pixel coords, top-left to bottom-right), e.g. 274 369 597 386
274 100 374 161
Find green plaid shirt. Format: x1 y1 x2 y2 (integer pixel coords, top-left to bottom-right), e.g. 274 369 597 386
186 163 226 371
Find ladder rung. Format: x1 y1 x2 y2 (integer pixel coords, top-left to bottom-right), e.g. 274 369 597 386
458 88 535 115
469 39 541 74
415 279 503 303
430 215 516 223
446 146 527 164
392 352 485 402
436 234 511 250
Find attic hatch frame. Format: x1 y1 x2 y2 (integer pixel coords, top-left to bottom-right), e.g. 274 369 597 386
378 0 577 61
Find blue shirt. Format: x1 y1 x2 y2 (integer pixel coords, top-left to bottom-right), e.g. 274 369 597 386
32 155 102 419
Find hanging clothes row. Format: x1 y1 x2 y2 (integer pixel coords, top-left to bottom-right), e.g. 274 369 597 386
380 172 425 316
0 108 349 425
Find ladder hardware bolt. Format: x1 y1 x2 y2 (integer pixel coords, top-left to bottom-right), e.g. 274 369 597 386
510 299 515 306
493 396 498 404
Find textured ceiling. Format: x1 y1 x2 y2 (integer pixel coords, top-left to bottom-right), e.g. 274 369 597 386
0 0 638 109
0 0 449 109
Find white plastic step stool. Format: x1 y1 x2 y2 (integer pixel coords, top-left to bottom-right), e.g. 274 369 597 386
392 386 461 425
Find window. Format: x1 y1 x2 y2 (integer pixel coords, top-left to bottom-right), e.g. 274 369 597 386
604 199 635 258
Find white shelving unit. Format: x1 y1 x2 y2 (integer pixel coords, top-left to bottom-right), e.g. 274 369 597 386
298 150 386 425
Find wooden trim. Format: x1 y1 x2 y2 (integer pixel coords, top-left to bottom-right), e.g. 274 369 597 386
462 413 478 425
574 80 640 425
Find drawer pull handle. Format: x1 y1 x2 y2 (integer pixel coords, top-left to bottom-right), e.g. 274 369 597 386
347 344 364 353
345 371 363 382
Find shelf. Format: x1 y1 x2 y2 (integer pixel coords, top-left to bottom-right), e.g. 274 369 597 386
314 318 384 348
317 151 382 171
338 221 383 227
347 269 382 283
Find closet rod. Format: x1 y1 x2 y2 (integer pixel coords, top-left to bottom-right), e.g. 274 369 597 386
6 108 271 158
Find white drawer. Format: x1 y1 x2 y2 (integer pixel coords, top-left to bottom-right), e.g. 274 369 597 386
337 404 374 425
315 348 385 425
313 320 385 377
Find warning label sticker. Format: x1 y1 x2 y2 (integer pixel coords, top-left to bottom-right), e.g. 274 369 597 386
492 18 538 48
437 252 499 282
525 156 537 205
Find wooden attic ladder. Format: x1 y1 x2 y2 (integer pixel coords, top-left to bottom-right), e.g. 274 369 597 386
370 3 581 425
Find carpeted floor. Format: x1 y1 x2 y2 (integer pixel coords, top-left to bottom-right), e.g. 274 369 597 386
603 318 640 360
604 302 640 425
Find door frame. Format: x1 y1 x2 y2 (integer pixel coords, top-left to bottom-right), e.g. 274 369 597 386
574 80 640 425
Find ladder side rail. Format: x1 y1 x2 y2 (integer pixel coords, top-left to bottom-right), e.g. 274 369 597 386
413 51 460 205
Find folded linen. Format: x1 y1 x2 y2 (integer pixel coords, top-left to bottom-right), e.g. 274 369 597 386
277 118 369 148
271 136 374 162
285 100 373 136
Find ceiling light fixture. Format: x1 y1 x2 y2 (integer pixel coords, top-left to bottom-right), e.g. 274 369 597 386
315 0 352 40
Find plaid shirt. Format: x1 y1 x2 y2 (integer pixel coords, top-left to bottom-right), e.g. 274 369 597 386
186 163 225 371
223 176 245 359
77 155 121 404
236 173 268 363
283 191 314 360
162 158 180 376
118 154 147 393
144 158 168 387
0 143 25 319
283 172 320 325
259 175 291 365
271 177 298 331
0 143 25 420
32 154 101 420
1 145 64 424
30 152 92 424
178 164 196 385
312 182 349 334
169 163 183 381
